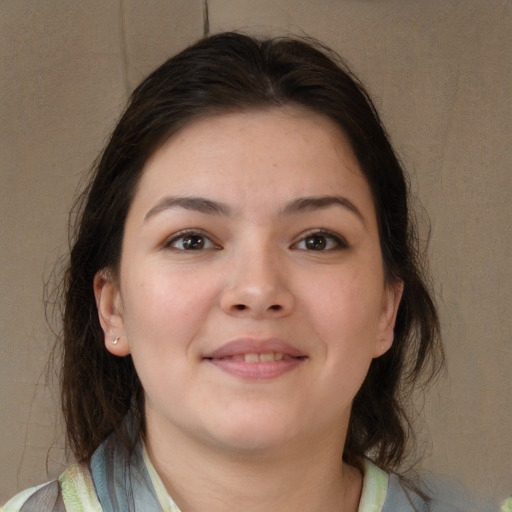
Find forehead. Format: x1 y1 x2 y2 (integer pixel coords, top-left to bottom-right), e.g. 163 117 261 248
131 107 376 221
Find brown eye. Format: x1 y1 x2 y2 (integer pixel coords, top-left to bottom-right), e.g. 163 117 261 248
167 231 219 251
294 230 348 251
181 235 205 250
305 235 327 250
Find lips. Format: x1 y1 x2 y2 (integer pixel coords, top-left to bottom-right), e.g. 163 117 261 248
218 352 293 362
203 338 307 379
204 338 306 360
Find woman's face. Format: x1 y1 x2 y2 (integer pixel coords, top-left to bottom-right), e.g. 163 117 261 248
96 107 401 456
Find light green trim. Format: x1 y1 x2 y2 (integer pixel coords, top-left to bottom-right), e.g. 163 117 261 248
358 459 389 512
502 496 512 512
59 463 102 512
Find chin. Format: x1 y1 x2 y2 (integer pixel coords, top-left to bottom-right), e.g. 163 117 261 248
205 417 301 455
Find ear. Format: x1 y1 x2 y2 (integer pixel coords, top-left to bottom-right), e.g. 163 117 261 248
373 279 404 358
94 269 131 357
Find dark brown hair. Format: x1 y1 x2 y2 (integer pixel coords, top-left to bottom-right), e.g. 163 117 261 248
59 32 443 469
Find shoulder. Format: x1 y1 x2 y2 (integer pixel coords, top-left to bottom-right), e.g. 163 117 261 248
1 481 63 512
1 463 102 512
361 459 493 512
382 467 499 512
382 473 430 512
359 459 428 511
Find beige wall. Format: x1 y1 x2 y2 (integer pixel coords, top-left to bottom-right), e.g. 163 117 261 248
1 0 510 504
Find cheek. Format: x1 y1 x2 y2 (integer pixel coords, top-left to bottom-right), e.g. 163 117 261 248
305 266 384 332
121 273 205 398
121 265 220 352
301 266 385 391
130 262 216 309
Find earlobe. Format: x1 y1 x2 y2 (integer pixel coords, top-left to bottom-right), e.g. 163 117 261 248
373 279 404 358
94 269 131 357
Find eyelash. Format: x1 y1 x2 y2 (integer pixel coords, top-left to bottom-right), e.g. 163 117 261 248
292 229 349 252
164 229 348 252
164 230 220 251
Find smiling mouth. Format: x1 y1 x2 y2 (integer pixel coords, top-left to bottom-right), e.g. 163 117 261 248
210 352 302 363
203 339 307 379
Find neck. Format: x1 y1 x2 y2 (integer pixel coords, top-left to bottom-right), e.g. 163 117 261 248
145 424 362 512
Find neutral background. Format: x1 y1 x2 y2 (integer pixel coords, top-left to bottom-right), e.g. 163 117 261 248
1 0 510 505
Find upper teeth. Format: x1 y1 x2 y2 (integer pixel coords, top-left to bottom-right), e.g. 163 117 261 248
222 352 287 362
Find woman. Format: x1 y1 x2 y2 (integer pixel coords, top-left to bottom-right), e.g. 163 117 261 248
2 32 454 511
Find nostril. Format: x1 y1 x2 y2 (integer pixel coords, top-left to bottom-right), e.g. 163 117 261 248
230 303 284 312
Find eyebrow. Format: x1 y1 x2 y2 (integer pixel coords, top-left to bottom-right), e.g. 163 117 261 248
144 194 364 223
144 196 231 221
282 195 365 224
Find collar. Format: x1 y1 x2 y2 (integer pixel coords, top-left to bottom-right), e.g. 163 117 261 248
142 444 390 512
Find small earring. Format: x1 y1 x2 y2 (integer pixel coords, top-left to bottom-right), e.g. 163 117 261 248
112 336 120 345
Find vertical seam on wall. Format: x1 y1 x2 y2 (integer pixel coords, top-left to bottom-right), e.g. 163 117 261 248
119 0 130 98
203 0 210 36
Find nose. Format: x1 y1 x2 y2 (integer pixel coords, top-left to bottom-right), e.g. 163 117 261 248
220 247 294 318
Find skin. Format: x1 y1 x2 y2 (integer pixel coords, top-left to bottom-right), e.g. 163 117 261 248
95 107 402 512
